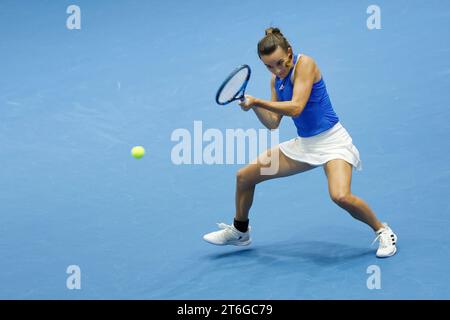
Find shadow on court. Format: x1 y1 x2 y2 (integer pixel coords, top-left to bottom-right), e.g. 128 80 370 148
145 241 377 299
204 241 374 266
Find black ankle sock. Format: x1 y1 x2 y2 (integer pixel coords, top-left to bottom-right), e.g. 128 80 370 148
233 219 249 233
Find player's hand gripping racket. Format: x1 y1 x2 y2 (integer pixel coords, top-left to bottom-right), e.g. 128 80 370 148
215 64 251 105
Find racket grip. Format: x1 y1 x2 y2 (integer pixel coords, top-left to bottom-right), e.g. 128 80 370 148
240 96 247 104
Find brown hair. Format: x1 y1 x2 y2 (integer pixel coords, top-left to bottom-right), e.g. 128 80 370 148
257 27 292 59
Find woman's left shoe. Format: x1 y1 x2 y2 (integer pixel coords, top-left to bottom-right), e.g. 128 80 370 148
373 223 398 258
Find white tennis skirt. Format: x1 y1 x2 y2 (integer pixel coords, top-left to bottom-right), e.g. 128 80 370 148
279 122 362 171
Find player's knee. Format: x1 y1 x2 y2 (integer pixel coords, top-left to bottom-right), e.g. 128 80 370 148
236 167 257 189
330 191 352 206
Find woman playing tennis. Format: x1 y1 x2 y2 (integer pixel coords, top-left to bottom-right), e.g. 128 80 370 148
203 27 397 257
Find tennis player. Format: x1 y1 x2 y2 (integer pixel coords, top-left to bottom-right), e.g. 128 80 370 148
204 27 397 258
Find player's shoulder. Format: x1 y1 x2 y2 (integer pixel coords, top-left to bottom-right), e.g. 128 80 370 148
298 54 316 68
295 54 318 79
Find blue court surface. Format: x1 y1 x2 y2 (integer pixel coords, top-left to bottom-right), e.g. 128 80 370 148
1 0 449 299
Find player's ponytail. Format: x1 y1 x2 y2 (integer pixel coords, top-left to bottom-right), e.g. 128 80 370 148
258 27 292 63
265 27 282 36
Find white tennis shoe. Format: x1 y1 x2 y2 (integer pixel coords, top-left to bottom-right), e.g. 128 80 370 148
203 223 251 246
373 223 398 258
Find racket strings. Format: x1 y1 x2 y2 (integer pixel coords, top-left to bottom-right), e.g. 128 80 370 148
217 68 249 104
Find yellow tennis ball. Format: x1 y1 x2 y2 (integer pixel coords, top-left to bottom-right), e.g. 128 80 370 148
131 146 145 159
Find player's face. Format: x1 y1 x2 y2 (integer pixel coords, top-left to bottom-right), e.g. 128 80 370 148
260 46 293 79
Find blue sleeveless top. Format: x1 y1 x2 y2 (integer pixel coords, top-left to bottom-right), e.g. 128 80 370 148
274 54 339 137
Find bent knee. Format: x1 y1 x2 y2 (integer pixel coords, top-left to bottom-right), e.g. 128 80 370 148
330 191 352 206
236 166 260 189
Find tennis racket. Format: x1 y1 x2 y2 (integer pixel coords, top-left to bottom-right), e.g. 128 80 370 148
215 64 251 105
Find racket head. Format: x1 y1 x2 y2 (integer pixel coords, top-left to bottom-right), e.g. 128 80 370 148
215 64 251 105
